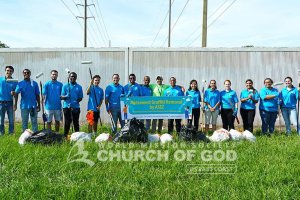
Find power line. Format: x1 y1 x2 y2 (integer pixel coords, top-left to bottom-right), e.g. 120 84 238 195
179 0 229 46
88 6 107 46
90 0 109 42
162 0 190 46
187 0 238 47
61 0 94 46
208 0 237 28
151 0 175 46
94 0 110 41
208 0 230 20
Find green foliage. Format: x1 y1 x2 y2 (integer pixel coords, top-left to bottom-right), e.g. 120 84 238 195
0 124 299 199
0 41 9 48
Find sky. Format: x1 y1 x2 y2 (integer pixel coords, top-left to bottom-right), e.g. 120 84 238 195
1 0 300 48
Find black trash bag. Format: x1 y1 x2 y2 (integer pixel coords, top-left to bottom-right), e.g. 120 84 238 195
179 125 210 142
27 129 64 145
113 118 148 143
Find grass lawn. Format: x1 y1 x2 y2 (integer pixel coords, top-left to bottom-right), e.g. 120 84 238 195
0 123 299 199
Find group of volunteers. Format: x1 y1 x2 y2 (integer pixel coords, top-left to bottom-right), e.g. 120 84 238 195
0 65 299 138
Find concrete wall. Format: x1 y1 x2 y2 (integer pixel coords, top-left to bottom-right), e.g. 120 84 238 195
1 47 300 126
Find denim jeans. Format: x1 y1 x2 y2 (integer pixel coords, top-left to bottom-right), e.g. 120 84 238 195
142 119 151 131
21 108 38 132
111 109 124 134
281 107 300 134
0 101 14 134
259 109 278 134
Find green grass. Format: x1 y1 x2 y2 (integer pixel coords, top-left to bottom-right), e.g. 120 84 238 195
0 123 299 199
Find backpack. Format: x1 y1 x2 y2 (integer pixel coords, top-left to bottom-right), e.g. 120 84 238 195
113 118 148 143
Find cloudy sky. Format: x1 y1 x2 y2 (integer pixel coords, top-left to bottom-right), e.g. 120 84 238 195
1 0 300 48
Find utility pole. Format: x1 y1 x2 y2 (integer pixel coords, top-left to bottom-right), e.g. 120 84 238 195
77 0 94 47
202 0 208 47
168 0 171 47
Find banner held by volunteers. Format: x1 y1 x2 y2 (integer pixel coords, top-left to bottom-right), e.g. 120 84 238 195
120 96 192 120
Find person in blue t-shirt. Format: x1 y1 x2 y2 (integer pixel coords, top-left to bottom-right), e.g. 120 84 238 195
279 77 300 135
105 74 124 134
42 70 63 132
124 73 142 97
164 77 184 134
204 80 220 132
259 78 279 135
0 66 18 135
240 79 259 133
14 69 40 132
220 80 239 130
141 76 153 131
186 79 201 130
61 72 83 137
86 75 104 134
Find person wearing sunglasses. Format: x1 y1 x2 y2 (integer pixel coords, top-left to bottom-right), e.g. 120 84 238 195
124 74 142 97
14 69 40 132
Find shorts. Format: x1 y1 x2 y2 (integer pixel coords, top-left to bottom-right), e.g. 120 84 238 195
45 110 62 122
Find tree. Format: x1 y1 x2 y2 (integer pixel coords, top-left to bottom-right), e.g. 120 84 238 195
0 41 9 48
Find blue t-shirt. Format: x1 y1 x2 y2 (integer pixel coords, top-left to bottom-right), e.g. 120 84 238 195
15 79 40 109
220 89 238 109
279 87 299 109
42 80 63 110
87 85 104 111
259 87 279 112
124 83 142 97
186 90 201 108
105 83 124 111
164 86 184 97
240 89 260 110
61 83 83 109
0 77 17 101
141 85 153 96
204 88 220 110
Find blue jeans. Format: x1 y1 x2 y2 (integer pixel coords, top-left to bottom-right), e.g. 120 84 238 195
260 110 278 134
0 101 14 134
143 119 151 131
281 107 300 135
111 109 124 134
21 108 38 132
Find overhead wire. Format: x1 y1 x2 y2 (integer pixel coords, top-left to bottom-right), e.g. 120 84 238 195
187 0 238 47
180 0 229 46
151 0 175 46
94 0 111 41
88 6 107 46
161 0 190 46
61 0 94 46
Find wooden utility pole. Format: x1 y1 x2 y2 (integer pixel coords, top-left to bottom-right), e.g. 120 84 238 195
202 0 208 47
168 0 171 47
